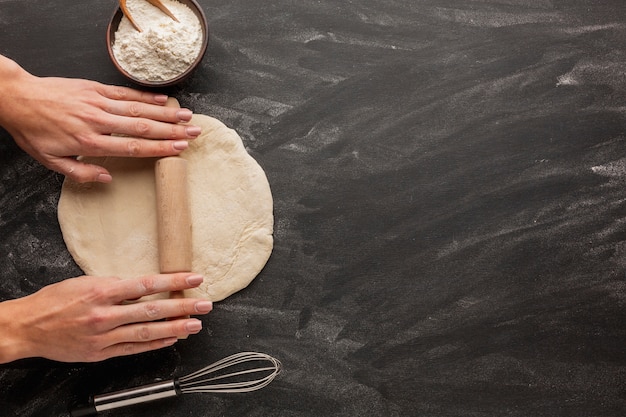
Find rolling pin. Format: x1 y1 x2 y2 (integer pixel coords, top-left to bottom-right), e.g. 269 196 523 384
155 156 192 275
155 156 192 327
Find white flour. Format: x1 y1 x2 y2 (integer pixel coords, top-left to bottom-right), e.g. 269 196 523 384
112 0 203 81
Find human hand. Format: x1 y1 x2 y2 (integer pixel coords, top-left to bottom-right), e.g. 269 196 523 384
0 273 213 363
0 55 201 183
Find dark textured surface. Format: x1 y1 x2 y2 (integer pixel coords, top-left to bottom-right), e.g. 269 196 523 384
1 0 625 416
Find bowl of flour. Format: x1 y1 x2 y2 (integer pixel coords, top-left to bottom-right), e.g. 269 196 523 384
107 0 208 87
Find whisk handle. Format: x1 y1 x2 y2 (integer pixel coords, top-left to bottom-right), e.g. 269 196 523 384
68 402 97 417
69 379 181 416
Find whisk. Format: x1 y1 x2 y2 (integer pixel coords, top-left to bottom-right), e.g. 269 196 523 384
69 351 281 416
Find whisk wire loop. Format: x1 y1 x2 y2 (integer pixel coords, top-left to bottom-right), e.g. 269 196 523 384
179 351 282 394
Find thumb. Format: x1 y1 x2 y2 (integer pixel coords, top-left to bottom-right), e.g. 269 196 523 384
52 157 113 183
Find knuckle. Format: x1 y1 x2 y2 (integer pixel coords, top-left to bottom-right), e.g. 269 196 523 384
143 302 160 319
85 310 109 330
99 117 118 133
138 276 157 293
80 108 101 125
136 325 152 341
178 301 189 316
83 338 106 362
159 140 172 154
176 320 188 334
128 102 143 117
118 342 138 356
112 86 128 100
68 172 90 184
57 162 89 184
87 286 112 303
127 139 143 156
133 120 150 135
170 125 181 139
76 133 98 150
100 101 115 115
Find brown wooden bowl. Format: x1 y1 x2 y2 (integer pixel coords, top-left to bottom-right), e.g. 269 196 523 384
106 0 209 88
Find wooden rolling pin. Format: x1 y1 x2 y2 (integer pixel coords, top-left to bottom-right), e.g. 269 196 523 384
155 156 192 327
155 156 192 275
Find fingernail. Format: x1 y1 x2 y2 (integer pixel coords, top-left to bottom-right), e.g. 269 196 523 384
186 126 202 137
185 319 202 333
97 173 113 183
177 109 193 121
195 301 213 314
186 274 204 286
173 140 189 151
154 94 168 104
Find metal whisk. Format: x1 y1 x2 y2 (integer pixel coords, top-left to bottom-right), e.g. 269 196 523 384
70 352 281 416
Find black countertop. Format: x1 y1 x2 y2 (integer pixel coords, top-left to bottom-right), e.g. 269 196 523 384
1 1 625 416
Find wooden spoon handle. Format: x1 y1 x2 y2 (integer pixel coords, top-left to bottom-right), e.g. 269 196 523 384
147 0 180 22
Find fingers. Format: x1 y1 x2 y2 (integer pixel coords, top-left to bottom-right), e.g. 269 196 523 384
111 273 207 302
83 133 192 158
89 273 213 360
53 136 190 183
102 99 202 139
105 99 193 124
51 157 113 183
110 317 204 342
104 116 201 141
82 273 212 362
106 273 213 330
99 338 179 361
96 84 202 140
97 84 169 106
108 298 213 328
98 318 202 360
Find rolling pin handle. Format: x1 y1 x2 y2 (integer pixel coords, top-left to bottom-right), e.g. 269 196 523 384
155 156 193 274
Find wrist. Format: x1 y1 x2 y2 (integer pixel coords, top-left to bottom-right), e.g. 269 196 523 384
0 55 35 128
0 299 32 364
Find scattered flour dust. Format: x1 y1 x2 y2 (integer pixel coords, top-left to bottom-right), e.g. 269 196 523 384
112 0 203 81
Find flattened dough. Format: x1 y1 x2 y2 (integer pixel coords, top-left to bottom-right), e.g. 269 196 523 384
58 114 273 302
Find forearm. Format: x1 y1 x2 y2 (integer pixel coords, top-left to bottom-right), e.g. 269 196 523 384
0 56 39 364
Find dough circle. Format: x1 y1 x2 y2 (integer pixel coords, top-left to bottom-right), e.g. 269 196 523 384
58 114 273 302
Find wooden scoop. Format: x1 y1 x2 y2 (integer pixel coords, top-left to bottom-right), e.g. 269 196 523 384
119 0 180 32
